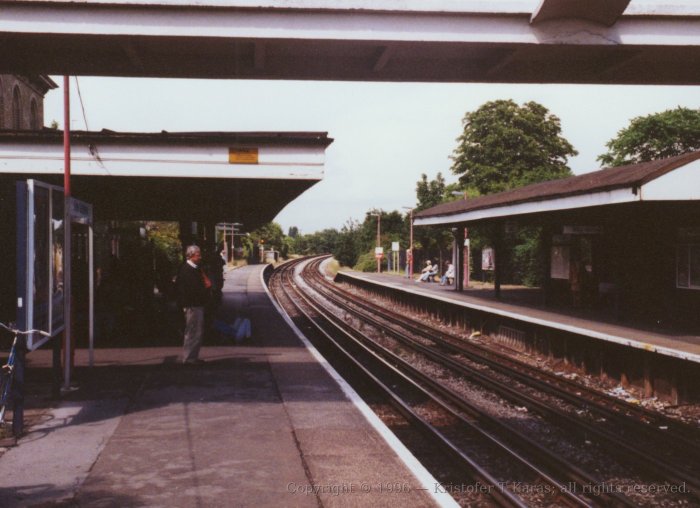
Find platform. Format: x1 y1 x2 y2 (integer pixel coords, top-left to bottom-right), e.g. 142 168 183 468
338 270 700 364
0 265 452 507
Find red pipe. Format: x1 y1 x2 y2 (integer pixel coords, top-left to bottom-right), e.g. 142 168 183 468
63 76 71 197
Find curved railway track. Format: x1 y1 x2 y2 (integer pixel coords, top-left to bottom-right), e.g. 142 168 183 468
268 257 659 507
300 257 700 504
299 257 700 501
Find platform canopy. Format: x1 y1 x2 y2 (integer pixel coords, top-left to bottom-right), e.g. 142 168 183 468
0 0 699 84
0 129 332 229
414 151 700 226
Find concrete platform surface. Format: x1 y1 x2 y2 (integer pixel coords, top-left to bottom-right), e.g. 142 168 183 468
0 265 453 507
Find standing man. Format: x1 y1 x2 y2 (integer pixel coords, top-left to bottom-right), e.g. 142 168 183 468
176 245 211 364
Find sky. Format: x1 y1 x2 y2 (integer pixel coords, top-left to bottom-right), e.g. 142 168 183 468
44 78 700 234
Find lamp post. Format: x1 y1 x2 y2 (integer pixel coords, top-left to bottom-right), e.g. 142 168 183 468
370 212 381 273
402 206 414 280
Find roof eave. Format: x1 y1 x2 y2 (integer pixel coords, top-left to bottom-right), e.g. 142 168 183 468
414 185 641 226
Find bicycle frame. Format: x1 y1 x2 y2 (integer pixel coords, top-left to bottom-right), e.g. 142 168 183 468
0 323 50 427
0 333 19 424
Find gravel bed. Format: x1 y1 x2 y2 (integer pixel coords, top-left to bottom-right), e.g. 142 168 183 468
308 269 698 506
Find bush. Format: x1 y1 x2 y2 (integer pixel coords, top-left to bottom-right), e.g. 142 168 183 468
511 228 545 287
325 258 340 277
353 251 386 272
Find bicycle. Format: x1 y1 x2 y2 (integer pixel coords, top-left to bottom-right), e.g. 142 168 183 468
0 322 50 425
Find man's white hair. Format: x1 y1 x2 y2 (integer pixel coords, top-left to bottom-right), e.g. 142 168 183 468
185 245 201 259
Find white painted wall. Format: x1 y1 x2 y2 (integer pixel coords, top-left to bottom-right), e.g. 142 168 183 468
0 141 326 179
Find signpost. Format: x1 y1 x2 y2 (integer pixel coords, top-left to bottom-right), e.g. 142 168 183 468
391 241 399 274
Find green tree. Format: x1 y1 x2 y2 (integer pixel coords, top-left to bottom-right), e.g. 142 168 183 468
416 172 446 211
305 228 341 254
451 100 577 194
598 107 700 166
249 222 286 257
144 221 181 293
333 220 361 267
145 221 181 266
411 174 455 271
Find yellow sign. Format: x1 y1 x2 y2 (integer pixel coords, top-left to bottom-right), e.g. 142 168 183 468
228 147 259 164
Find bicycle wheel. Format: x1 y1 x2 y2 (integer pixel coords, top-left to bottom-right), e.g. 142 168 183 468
0 368 13 424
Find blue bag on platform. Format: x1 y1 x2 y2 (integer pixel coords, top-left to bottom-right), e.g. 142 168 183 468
213 319 237 339
234 318 252 342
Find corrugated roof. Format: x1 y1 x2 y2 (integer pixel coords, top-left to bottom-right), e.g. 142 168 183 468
415 150 700 219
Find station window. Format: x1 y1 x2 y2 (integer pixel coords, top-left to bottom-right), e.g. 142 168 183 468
676 245 700 289
12 85 21 130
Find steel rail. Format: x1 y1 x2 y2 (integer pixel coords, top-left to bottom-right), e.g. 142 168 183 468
331 277 700 450
307 261 700 460
271 259 532 508
301 257 700 501
274 259 610 507
299 260 634 507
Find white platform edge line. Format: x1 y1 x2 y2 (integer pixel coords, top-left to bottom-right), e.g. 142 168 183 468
338 271 700 364
260 261 458 508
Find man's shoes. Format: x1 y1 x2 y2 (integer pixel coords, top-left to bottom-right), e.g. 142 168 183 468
183 358 206 365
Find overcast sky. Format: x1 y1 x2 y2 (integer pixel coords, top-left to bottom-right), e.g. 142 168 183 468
44 78 700 234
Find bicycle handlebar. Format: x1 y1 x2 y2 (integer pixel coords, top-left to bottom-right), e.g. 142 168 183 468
0 322 51 337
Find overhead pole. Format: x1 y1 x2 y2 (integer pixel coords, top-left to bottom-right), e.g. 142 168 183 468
63 75 72 389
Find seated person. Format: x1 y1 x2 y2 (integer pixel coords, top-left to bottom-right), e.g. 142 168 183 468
440 262 455 285
416 260 433 282
427 261 439 282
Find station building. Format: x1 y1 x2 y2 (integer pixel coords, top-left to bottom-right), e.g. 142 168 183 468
414 151 700 331
0 127 333 341
0 74 56 130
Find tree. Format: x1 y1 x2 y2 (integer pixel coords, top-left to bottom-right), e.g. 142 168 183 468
451 100 577 194
416 172 446 211
598 107 700 167
411 173 455 271
333 220 361 267
248 222 286 257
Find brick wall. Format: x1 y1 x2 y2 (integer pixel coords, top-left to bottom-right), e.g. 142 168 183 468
0 74 47 130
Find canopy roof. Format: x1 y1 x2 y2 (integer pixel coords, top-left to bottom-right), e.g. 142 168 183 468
0 129 333 228
1 1 699 84
414 151 700 226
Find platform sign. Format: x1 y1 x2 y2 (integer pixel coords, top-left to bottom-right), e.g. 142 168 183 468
375 246 384 259
481 247 494 271
391 242 400 252
228 147 259 164
550 245 570 280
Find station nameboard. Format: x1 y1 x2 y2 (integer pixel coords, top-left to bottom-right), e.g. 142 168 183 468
228 147 259 164
70 198 93 225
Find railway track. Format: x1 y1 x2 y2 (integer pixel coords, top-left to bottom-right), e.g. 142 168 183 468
299 257 700 501
269 257 645 507
299 257 700 504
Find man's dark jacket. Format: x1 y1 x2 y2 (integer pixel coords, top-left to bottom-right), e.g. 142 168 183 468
176 262 210 308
